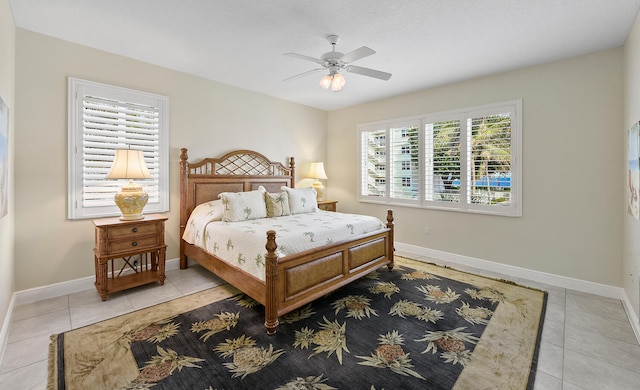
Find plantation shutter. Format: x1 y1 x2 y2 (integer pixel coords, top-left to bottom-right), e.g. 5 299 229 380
358 100 520 217
425 119 462 203
68 78 169 219
359 127 387 198
390 125 419 200
82 95 160 208
467 112 512 206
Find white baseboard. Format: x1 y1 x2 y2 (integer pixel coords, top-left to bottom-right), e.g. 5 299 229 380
621 292 640 343
14 257 183 306
0 294 16 370
395 242 640 343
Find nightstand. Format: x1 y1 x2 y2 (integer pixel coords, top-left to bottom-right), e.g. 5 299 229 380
93 214 168 300
317 200 338 212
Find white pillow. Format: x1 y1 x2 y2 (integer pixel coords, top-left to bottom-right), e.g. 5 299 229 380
281 186 317 214
218 188 267 222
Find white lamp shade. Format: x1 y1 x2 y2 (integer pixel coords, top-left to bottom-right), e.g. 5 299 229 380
106 149 152 180
307 162 328 180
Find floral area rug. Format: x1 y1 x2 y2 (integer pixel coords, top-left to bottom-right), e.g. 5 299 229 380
48 257 547 389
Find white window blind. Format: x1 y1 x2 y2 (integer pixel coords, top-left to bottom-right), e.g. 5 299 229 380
358 100 521 217
425 119 461 203
390 125 419 201
68 78 169 219
467 113 512 207
359 122 420 205
360 128 387 198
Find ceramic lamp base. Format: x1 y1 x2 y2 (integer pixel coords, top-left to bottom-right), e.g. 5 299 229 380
312 180 325 201
114 180 148 220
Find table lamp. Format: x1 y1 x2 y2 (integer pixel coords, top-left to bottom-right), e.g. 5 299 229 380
106 149 152 220
307 162 328 201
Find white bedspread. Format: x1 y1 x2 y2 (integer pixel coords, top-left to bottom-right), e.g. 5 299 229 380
183 210 386 281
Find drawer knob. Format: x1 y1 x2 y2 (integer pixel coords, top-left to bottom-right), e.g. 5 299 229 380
132 241 138 247
132 227 138 233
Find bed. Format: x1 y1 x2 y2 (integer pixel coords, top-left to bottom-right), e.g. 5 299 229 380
179 148 394 334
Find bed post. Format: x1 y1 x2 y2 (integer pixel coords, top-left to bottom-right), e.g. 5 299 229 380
264 230 279 335
386 209 394 272
179 148 189 269
289 157 295 188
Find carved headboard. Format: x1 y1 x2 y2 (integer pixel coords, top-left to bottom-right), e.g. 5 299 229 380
179 148 296 231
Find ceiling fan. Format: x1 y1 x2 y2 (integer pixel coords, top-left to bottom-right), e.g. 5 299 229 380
283 35 392 92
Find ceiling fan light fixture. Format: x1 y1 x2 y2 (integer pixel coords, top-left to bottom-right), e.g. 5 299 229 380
286 35 390 92
331 73 345 92
319 74 333 89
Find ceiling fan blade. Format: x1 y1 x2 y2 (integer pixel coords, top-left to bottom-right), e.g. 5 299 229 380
283 68 324 82
283 52 325 65
340 46 376 63
346 65 392 81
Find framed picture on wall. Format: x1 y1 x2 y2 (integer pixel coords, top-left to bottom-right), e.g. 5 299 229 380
628 121 639 220
0 96 7 219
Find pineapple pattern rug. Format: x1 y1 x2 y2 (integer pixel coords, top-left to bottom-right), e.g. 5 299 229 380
48 257 547 389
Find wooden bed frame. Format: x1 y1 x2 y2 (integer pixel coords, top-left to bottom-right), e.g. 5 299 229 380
179 148 394 335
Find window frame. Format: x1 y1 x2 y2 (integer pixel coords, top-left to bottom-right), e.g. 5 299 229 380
358 100 522 217
68 78 170 220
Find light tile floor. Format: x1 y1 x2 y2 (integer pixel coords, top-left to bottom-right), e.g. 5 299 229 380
1 256 639 389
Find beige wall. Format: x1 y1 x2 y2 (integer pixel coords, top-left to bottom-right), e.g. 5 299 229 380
13 29 327 290
327 48 624 287
8 25 630 299
0 0 15 338
624 12 640 324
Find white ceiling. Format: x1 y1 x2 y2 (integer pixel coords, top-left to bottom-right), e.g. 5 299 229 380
9 0 640 111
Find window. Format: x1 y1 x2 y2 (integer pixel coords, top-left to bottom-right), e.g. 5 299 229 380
68 78 169 219
358 100 521 216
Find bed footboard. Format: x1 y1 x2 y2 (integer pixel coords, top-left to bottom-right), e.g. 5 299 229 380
264 210 394 335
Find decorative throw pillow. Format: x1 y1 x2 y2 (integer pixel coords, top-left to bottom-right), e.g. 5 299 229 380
218 188 267 222
264 191 291 217
281 186 317 214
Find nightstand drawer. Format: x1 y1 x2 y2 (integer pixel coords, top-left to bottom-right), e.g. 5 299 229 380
317 200 337 212
108 222 160 239
108 235 162 254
